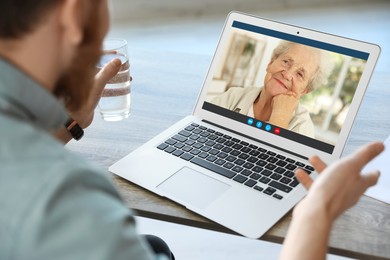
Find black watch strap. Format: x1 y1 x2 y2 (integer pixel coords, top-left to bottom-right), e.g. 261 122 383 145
65 118 84 141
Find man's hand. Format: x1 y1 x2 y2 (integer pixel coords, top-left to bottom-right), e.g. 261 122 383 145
295 141 384 222
268 92 299 128
69 58 122 129
53 58 124 144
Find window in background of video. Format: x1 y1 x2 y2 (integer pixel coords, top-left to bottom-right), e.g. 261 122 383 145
207 29 367 146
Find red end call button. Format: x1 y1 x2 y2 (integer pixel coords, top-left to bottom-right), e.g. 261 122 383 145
274 128 281 135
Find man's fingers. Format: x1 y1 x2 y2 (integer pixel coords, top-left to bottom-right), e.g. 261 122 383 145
95 58 122 88
349 142 384 170
361 170 380 190
309 155 327 173
295 169 313 190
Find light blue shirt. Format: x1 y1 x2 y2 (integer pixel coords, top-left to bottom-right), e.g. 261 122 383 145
0 59 165 260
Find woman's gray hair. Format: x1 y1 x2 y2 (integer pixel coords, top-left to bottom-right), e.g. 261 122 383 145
271 40 334 92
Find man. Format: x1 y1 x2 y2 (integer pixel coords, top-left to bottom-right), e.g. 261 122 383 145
0 0 173 259
212 41 332 138
0 0 383 259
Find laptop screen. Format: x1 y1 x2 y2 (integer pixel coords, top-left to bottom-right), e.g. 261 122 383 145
202 20 370 154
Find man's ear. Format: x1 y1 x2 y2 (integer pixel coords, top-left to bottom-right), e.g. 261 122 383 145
59 0 84 46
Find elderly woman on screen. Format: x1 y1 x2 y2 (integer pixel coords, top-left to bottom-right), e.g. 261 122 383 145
211 40 332 138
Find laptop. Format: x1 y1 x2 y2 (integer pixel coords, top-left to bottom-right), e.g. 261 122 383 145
110 12 380 238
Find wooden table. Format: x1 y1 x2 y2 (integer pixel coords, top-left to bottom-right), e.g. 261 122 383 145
66 49 390 259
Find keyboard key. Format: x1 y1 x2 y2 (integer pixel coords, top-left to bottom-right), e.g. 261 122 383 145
295 162 305 167
234 159 245 166
207 129 215 133
165 139 177 145
241 169 252 176
205 140 216 146
213 144 224 150
280 177 291 184
198 137 207 143
225 156 236 162
266 157 278 163
223 162 234 169
243 162 254 169
157 143 168 150
250 173 261 180
231 138 240 143
172 149 184 157
285 164 297 170
232 166 243 173
274 167 286 174
223 134 232 139
172 135 187 142
217 152 228 159
199 126 207 130
180 153 194 161
249 150 260 156
240 147 251 153
178 130 191 137
191 123 199 127
270 173 282 180
216 137 227 143
256 160 267 167
286 158 295 163
182 146 192 152
192 129 202 134
208 135 218 140
247 157 258 163
260 177 271 184
240 141 249 146
185 126 195 131
249 144 258 149
200 146 211 152
254 186 264 192
215 131 223 136
174 143 185 149
261 170 272 176
206 155 217 162
305 165 315 171
276 155 286 160
284 171 295 178
264 187 276 195
230 150 240 156
259 153 269 160
233 175 248 183
224 141 235 147
252 166 263 173
257 148 267 153
238 153 249 160
209 149 219 155
276 160 287 167
215 159 226 165
265 164 277 170
233 144 243 150
267 151 276 156
191 157 235 179
190 149 201 155
273 194 283 200
289 178 300 187
185 140 195 146
269 181 293 193
245 179 257 187
164 146 176 153
222 147 233 153
198 152 208 159
189 134 200 140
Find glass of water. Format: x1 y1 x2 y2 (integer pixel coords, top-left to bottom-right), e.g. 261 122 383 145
97 38 131 121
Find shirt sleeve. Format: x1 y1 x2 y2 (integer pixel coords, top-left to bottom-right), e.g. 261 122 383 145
14 167 166 260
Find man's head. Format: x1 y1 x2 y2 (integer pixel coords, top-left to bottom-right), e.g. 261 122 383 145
0 0 109 111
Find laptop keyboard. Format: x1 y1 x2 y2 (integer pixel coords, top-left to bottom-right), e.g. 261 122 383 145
157 123 314 200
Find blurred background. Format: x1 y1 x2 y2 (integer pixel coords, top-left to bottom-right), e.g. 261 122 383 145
107 0 389 259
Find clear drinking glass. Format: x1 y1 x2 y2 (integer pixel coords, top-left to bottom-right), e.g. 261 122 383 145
97 38 131 121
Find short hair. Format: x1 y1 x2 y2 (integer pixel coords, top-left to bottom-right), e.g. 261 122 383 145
271 40 333 92
0 0 61 39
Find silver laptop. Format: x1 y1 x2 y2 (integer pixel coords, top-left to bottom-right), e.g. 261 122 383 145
110 12 380 238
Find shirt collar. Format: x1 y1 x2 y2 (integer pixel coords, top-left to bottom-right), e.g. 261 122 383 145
0 58 68 130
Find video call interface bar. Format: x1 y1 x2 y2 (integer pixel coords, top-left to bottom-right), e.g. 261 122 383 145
203 102 335 154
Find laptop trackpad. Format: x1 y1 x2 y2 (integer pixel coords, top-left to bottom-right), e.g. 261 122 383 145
157 167 231 209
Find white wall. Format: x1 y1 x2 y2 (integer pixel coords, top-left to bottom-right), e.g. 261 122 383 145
110 0 380 23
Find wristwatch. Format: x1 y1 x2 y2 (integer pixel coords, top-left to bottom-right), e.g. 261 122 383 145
65 118 84 141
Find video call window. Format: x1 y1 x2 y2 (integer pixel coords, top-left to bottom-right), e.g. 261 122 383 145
203 21 368 153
